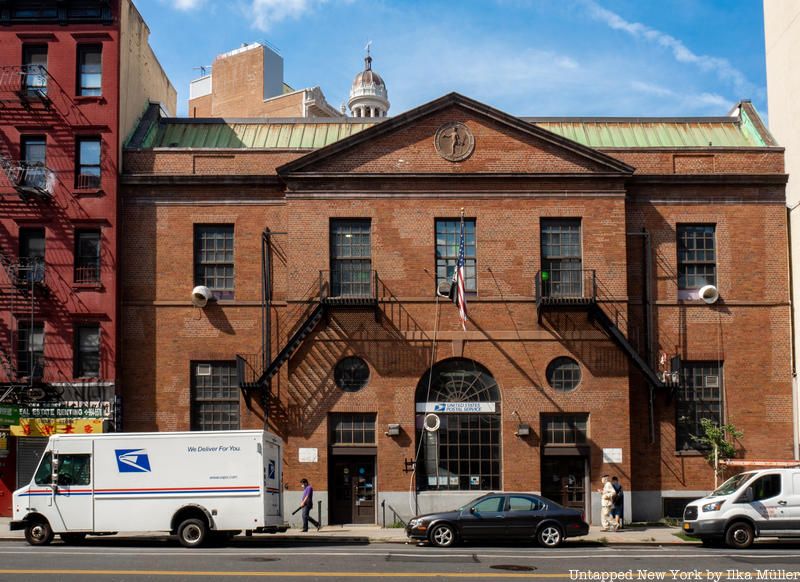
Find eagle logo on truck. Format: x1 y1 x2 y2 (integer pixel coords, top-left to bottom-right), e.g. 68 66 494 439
115 449 152 473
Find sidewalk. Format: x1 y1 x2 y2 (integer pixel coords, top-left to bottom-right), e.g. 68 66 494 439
0 517 691 545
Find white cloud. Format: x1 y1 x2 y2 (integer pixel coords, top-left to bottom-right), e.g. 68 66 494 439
172 0 205 10
246 0 328 32
630 81 730 111
581 0 755 96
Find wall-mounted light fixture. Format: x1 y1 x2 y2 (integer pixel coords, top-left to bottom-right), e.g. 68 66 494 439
515 423 531 437
385 423 400 437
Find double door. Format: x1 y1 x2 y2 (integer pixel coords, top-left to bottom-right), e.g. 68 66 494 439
330 456 375 524
541 456 587 513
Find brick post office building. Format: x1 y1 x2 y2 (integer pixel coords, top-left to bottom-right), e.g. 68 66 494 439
0 0 175 516
121 92 792 524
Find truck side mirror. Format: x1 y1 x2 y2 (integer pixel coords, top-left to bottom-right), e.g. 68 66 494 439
745 487 754 503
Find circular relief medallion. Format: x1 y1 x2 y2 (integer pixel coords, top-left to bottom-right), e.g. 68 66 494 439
434 122 475 162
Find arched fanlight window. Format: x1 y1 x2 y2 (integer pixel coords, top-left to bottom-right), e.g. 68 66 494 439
415 358 501 492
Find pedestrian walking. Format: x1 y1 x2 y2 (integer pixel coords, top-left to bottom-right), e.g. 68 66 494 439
598 474 617 532
611 476 624 530
298 478 320 532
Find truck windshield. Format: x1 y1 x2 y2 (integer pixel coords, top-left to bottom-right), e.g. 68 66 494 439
711 472 755 496
33 452 52 485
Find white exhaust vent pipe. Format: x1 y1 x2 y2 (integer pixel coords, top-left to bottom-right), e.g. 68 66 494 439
191 285 213 308
698 284 719 304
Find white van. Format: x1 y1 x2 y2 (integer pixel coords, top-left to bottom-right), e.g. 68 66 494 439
10 430 288 547
682 467 800 548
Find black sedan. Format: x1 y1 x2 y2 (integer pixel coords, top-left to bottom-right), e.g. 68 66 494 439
406 493 589 548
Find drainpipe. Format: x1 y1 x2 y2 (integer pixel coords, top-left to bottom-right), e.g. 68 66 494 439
787 204 799 460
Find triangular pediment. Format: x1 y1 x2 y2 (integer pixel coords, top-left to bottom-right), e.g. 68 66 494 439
278 93 634 177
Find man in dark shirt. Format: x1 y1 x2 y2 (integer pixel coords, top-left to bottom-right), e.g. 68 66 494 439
299 478 320 532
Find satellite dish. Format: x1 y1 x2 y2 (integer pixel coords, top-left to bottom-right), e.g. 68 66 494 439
423 413 440 432
191 285 213 308
698 284 719 304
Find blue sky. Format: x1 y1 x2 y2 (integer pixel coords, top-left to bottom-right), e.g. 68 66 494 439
136 0 767 118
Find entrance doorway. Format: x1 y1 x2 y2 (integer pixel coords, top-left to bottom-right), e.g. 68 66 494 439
541 456 587 514
329 456 375 524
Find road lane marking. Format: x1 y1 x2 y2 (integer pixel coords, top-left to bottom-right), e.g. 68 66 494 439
0 570 558 578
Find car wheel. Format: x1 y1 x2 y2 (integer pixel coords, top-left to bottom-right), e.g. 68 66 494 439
725 521 754 549
538 524 563 548
60 533 87 545
177 518 208 548
25 520 54 546
429 523 457 547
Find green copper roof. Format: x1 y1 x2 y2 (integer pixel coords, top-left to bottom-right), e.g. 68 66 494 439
131 116 770 150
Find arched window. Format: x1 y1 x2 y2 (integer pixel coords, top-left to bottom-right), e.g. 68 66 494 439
415 358 501 491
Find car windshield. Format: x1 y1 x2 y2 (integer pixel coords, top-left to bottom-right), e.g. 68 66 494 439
457 496 487 511
712 472 755 496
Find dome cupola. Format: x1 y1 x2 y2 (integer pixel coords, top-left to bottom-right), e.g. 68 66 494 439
348 47 389 118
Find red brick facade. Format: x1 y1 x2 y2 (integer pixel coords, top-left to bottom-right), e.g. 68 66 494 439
121 94 792 523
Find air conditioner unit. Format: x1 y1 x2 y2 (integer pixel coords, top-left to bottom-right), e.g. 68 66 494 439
196 363 212 376
705 375 719 388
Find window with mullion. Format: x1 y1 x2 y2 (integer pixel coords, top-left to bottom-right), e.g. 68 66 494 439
541 414 588 445
74 229 101 283
541 219 582 297
677 225 716 290
21 136 47 190
16 320 44 378
194 225 234 300
73 324 100 378
191 362 240 431
330 219 371 297
676 362 722 451
76 138 101 189
77 44 102 96
435 219 476 293
330 413 376 445
22 45 48 95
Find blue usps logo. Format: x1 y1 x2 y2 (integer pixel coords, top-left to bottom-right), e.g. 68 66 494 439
434 403 446 412
115 449 151 473
268 460 275 480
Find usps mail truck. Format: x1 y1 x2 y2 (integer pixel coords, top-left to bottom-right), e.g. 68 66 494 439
10 430 287 547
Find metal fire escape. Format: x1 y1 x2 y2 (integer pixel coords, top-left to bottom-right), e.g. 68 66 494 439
0 65 56 200
236 269 380 410
535 269 666 389
0 251 49 403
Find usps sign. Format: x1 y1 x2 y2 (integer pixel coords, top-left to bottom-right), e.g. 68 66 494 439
416 402 496 413
115 449 152 473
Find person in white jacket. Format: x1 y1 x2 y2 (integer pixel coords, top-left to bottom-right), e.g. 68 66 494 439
598 474 617 532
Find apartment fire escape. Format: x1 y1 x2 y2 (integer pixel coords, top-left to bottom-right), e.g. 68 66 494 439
237 267 380 410
535 269 666 390
0 65 56 200
0 251 49 403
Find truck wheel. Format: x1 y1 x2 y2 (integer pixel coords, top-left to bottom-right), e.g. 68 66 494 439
25 520 54 546
725 522 754 549
177 518 208 548
60 533 87 545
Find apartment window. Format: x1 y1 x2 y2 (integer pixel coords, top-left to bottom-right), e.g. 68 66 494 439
194 225 234 300
330 219 371 297
22 45 48 95
76 138 101 189
677 225 716 290
542 414 588 445
330 413 376 445
77 45 102 96
541 219 582 297
676 362 722 451
16 321 44 378
74 229 101 284
20 136 49 192
18 228 45 284
435 219 476 293
191 362 240 431
73 324 100 378
546 357 581 392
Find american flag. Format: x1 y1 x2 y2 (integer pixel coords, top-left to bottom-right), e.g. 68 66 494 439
451 216 468 331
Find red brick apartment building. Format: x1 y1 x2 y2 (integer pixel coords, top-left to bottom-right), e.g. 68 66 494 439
121 93 792 524
0 0 175 515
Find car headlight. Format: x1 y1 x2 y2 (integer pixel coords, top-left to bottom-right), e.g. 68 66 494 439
409 518 421 527
702 501 724 512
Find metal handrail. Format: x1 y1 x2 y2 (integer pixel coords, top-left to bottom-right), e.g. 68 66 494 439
319 269 379 303
0 158 56 197
535 269 596 305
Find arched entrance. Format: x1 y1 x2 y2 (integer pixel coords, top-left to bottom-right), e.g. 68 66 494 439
415 358 501 491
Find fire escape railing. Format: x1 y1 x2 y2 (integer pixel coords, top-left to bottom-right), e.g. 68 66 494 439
0 157 56 199
0 65 51 106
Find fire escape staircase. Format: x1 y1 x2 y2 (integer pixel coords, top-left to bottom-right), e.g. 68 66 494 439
237 270 380 408
535 270 665 389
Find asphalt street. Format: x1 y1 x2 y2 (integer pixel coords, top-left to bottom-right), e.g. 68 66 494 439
1 540 800 581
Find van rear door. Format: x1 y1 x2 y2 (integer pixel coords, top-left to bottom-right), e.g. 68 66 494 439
52 440 94 531
263 439 281 519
